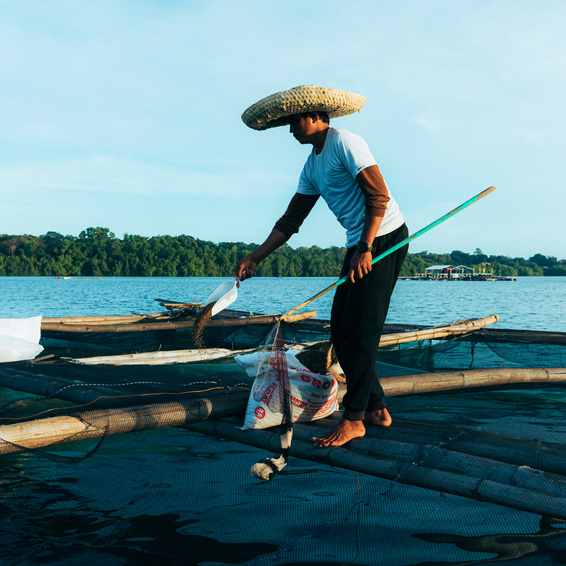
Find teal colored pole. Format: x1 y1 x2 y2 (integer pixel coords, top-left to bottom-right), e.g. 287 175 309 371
282 186 496 319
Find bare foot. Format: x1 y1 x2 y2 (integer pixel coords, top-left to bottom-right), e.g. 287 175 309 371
312 419 365 448
364 408 392 427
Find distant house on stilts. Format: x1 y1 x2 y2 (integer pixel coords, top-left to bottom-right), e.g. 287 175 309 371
402 265 516 281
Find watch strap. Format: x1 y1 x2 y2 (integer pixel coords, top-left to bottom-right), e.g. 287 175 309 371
356 241 373 253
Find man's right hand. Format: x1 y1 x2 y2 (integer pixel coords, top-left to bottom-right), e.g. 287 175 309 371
233 228 289 286
234 255 257 285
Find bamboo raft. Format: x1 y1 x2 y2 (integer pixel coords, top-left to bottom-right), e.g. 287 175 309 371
39 304 325 356
1 365 566 519
0 368 566 452
2 310 565 522
39 304 566 362
2 366 565 454
187 415 566 520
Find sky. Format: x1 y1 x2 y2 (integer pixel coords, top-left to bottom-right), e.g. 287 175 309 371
1 0 565 260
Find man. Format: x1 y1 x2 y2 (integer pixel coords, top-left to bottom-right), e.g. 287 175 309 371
235 85 408 447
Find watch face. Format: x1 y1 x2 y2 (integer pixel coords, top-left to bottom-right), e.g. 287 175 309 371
357 242 371 253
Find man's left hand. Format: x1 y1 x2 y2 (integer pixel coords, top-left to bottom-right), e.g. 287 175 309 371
348 250 373 283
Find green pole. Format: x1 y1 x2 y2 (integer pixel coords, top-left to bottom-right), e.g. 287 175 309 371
281 186 496 320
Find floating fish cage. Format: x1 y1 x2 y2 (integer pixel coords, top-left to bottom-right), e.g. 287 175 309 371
1 312 565 565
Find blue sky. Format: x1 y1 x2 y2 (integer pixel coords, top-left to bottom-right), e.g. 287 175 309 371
1 0 565 259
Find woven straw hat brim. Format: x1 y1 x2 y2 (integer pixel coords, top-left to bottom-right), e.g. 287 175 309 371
242 85 366 131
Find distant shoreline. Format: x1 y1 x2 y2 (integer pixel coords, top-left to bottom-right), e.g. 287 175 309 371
1 229 564 278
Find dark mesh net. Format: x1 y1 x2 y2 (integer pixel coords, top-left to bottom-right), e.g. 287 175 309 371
1 321 565 565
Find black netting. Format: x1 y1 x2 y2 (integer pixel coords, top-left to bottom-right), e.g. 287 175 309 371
1 323 566 565
376 337 566 373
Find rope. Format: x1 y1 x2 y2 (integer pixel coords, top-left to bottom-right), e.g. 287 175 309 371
250 322 295 480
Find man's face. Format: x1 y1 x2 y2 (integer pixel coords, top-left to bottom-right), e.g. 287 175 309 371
288 114 318 144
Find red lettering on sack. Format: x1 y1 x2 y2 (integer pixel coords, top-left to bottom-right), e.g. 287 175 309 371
299 372 333 391
321 398 336 412
261 382 278 407
254 406 266 419
290 396 308 409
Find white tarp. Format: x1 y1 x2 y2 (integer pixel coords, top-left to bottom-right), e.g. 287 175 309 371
0 315 44 363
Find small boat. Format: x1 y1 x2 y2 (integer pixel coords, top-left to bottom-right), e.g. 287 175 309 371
39 300 325 357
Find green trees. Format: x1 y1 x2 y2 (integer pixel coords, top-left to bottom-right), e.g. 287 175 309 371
0 229 564 277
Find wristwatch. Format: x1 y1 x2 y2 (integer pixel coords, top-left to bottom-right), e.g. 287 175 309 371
356 241 373 253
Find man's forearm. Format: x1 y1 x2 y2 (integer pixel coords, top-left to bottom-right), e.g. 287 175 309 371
348 215 384 284
359 215 383 247
249 229 290 263
235 228 290 281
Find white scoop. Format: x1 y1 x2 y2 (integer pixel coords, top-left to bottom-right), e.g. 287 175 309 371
205 278 238 316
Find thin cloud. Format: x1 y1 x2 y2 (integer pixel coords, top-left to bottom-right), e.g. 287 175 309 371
0 156 296 198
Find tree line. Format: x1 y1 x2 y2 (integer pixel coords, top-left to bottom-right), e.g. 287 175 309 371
0 227 564 277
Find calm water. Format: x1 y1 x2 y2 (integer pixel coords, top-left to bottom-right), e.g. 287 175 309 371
1 276 566 565
0 275 564 332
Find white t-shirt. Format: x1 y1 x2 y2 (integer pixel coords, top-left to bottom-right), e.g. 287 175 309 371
297 127 405 248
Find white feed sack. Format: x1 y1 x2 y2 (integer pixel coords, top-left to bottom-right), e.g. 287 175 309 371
0 315 44 363
235 350 339 430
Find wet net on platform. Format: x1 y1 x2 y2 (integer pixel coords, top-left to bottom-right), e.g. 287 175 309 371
1 326 565 565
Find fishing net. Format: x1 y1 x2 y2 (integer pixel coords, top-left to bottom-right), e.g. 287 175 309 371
375 333 566 372
1 315 566 565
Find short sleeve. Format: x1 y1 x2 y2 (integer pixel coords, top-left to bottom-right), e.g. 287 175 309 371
335 132 377 178
297 165 319 196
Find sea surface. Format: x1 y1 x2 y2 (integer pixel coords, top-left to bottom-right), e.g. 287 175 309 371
0 275 564 332
1 276 566 565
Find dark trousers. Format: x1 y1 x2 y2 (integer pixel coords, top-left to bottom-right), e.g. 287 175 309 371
330 224 408 421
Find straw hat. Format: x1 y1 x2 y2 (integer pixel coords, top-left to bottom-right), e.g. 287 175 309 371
241 85 366 131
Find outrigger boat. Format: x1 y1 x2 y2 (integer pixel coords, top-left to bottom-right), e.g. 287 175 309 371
39 300 324 357
40 295 566 359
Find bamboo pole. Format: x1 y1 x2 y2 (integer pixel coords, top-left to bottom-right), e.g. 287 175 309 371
472 327 566 346
379 367 566 396
70 347 248 366
155 298 203 309
0 391 250 455
378 314 498 346
355 417 566 477
185 418 566 519
42 313 168 325
41 310 317 333
281 186 497 320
